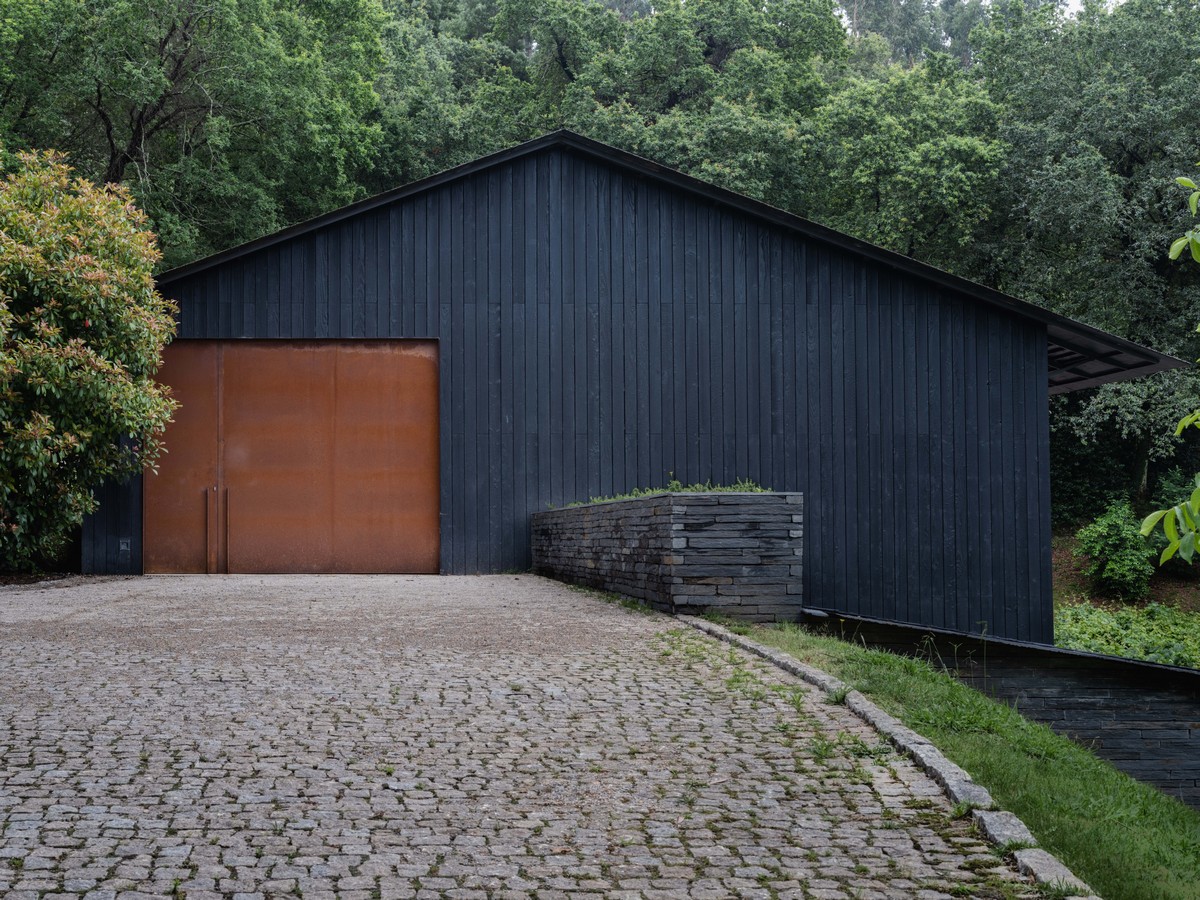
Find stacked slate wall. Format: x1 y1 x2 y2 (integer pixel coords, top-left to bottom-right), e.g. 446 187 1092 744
811 615 1200 808
531 492 803 621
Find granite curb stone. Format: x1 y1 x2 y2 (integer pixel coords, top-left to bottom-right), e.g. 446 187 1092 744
680 615 1098 899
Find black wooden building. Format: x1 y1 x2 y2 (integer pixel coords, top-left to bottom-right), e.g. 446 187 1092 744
83 131 1181 643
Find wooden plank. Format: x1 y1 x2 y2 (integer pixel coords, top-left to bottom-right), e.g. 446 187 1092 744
595 162 614 498
989 319 1007 638
865 267 882 620
720 215 736 482
829 255 846 612
523 153 537 312
846 261 865 616
938 292 958 629
617 174 641 483
1034 328 1054 643
353 216 367 336
549 230 565 506
402 200 416 335
903 278 921 627
966 304 985 631
883 273 901 623
264 248 279 338
388 205 402 334
585 168 601 499
648 180 662 480
669 197 688 480
916 290 937 627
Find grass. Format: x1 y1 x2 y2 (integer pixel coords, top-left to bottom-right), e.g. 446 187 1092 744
563 582 656 614
729 620 1200 900
562 476 769 507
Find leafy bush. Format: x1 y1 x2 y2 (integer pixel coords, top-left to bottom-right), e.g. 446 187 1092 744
1056 601 1200 669
1073 500 1154 601
0 151 177 570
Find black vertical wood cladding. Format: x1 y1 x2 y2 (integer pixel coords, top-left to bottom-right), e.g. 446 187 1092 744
81 471 142 575
97 147 1052 642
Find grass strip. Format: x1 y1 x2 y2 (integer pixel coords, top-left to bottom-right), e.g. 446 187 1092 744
735 621 1200 900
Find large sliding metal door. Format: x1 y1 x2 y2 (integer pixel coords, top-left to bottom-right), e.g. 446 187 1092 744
144 341 439 574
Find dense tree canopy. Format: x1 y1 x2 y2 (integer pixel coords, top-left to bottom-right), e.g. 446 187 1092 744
1 0 387 268
2 0 1198 522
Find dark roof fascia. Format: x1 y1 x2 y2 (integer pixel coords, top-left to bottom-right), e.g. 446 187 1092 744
156 130 1188 387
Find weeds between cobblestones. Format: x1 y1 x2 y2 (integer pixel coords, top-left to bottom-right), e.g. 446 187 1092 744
0 575 1060 899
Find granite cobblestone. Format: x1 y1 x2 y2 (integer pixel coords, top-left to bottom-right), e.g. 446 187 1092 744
1 575 1041 898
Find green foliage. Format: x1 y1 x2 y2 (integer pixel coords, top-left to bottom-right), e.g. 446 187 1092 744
1056 601 1200 670
804 53 1006 272
568 477 770 506
842 0 988 67
1169 174 1200 263
3 0 1197 554
0 0 388 267
1049 420 1132 526
1140 173 1200 562
975 1 1200 481
0 150 176 569
1152 466 1196 509
1074 500 1154 601
1140 473 1200 565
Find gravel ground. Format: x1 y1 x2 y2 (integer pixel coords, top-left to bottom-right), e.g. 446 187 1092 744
0 575 1037 899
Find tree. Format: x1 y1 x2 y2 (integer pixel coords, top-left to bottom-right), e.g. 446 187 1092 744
1140 174 1200 563
0 150 177 570
0 0 388 268
973 0 1200 505
803 53 1006 273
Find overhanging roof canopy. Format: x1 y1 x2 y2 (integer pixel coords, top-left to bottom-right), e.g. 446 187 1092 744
158 130 1188 394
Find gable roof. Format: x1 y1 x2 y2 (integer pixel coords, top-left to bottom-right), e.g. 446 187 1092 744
158 130 1186 394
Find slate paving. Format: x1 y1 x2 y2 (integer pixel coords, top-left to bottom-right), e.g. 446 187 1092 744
0 575 1039 899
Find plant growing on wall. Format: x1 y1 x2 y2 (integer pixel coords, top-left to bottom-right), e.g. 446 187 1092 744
0 150 177 570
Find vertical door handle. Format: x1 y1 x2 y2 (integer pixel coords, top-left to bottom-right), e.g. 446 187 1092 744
206 486 218 574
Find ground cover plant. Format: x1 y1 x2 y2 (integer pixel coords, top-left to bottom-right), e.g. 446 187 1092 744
729 620 1200 900
566 477 769 506
1055 600 1200 669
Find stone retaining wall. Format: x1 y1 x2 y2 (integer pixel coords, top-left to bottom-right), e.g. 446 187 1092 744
530 492 803 621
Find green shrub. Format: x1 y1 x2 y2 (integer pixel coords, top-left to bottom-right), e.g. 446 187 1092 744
1073 500 1154 601
0 151 177 570
1056 601 1200 669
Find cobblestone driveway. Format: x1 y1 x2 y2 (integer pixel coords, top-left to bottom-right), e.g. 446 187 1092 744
1 575 1034 899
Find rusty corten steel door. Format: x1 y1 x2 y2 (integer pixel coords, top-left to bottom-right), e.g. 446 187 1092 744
144 341 439 574
142 342 220 574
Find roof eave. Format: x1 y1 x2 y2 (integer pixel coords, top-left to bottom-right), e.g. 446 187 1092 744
156 129 1187 392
